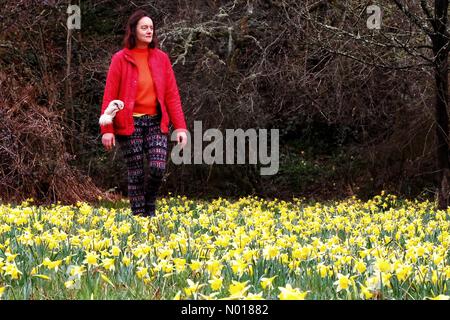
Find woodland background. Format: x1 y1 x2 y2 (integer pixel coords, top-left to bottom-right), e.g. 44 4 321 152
0 0 444 204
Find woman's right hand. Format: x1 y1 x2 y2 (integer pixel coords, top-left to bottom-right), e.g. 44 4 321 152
102 133 116 151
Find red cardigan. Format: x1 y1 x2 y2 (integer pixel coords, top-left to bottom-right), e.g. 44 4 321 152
100 47 187 135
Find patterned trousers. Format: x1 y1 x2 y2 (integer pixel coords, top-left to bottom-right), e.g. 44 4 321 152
117 114 168 217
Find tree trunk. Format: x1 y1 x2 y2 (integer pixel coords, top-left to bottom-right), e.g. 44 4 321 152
433 0 450 209
65 25 74 155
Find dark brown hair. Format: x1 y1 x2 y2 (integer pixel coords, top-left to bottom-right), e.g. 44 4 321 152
123 9 158 49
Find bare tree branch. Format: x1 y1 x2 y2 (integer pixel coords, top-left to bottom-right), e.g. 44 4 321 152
393 0 434 36
420 0 435 29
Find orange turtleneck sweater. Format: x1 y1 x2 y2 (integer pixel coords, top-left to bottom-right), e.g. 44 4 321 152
130 47 158 116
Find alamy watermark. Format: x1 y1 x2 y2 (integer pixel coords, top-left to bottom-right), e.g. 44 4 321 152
367 5 382 30
67 5 81 30
67 4 382 32
170 121 279 176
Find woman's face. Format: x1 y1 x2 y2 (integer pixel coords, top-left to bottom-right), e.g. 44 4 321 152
136 16 153 46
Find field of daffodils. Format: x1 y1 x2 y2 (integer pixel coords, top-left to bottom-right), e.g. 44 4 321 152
1 192 449 300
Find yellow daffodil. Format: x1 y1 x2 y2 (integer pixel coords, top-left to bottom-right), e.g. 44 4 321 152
3 263 22 280
208 277 223 291
43 258 62 272
189 260 202 272
0 286 6 298
83 252 99 266
136 267 148 279
244 292 264 300
278 284 308 300
64 280 76 289
428 294 450 300
263 245 280 260
359 285 374 299
228 280 250 298
260 276 277 290
111 246 121 257
184 279 205 297
354 260 366 274
102 258 115 272
334 273 352 292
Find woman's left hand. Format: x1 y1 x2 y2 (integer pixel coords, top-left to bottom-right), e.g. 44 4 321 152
176 130 188 149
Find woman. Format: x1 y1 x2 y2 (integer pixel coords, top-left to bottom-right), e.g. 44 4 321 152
100 9 187 217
